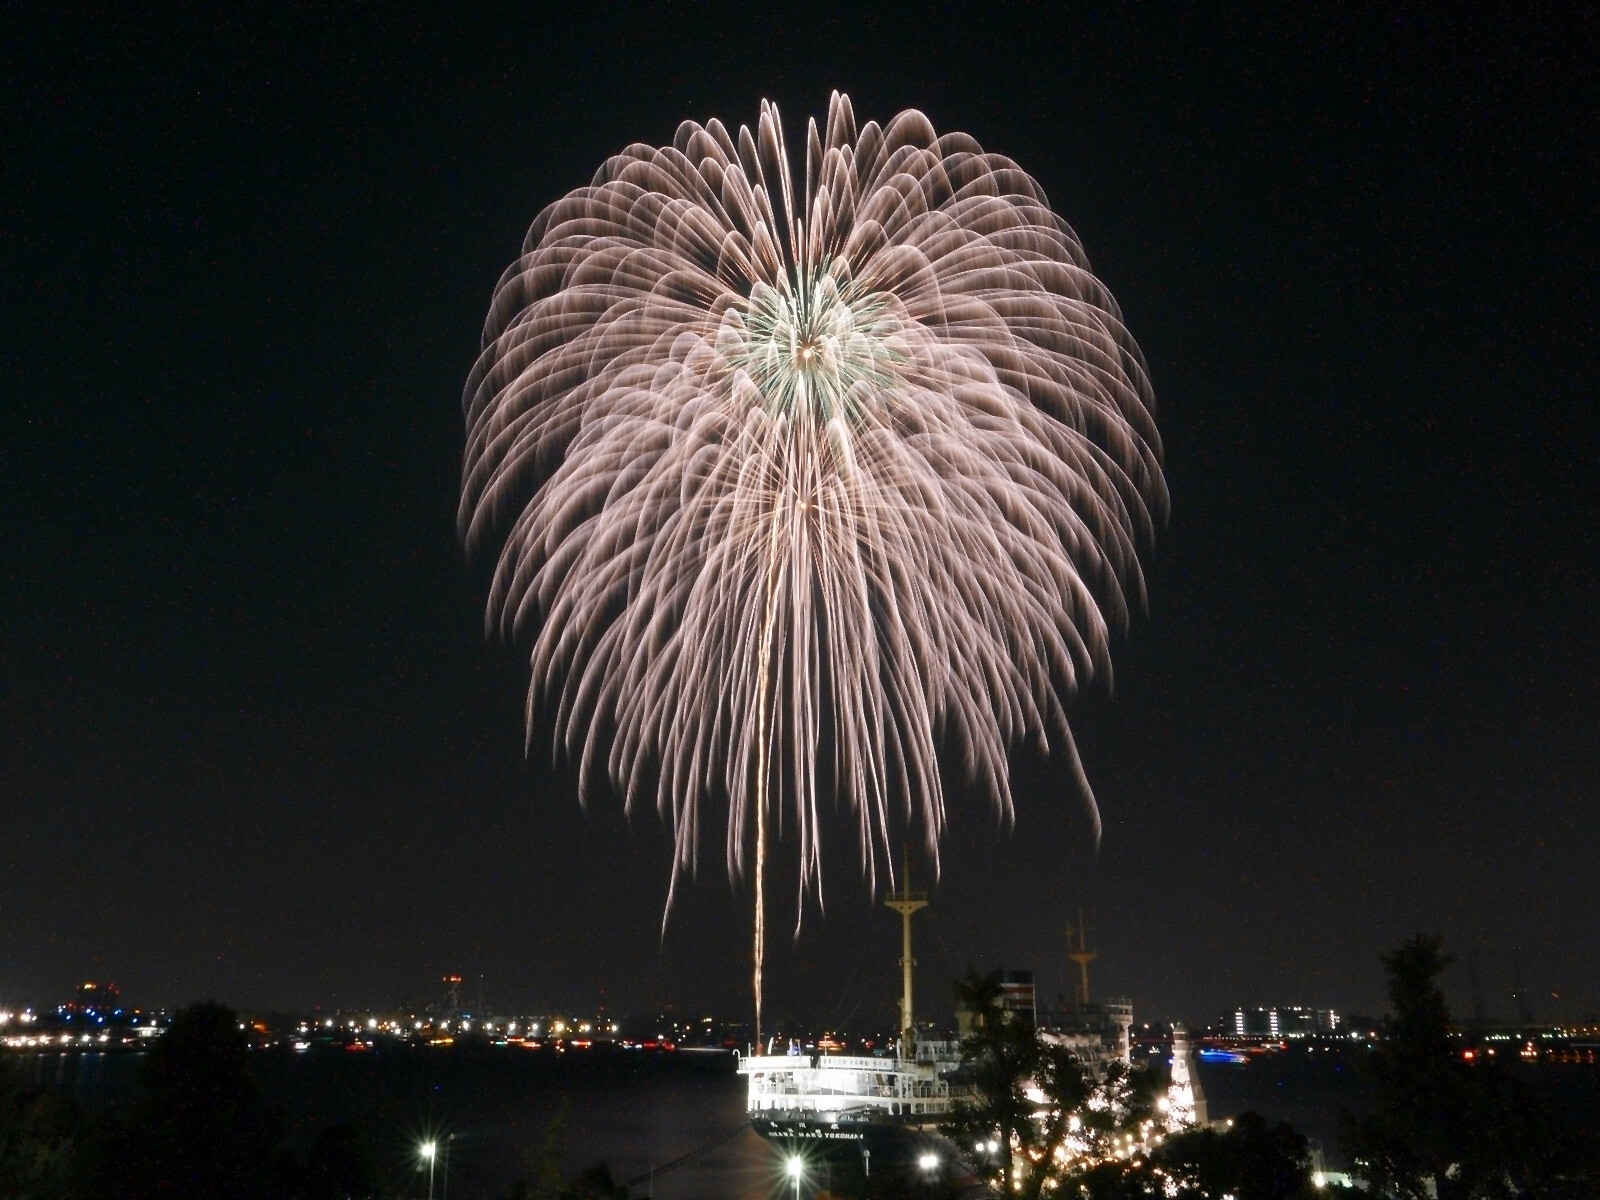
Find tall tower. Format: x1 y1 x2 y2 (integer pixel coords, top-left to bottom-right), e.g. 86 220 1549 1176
1066 909 1097 1007
884 846 928 1056
1166 1024 1209 1129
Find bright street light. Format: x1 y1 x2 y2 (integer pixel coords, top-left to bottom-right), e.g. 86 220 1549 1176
918 1151 940 1172
786 1155 804 1200
420 1141 438 1200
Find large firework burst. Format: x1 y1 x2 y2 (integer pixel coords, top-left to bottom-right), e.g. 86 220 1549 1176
461 93 1165 1026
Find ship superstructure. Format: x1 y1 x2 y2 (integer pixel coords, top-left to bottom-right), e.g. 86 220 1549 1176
742 1037 969 1138
738 872 1141 1147
738 853 968 1140
1038 913 1133 1067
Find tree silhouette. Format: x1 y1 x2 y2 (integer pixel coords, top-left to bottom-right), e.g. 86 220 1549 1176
1344 935 1597 1198
93 1001 295 1200
943 969 1153 1199
0 1054 90 1200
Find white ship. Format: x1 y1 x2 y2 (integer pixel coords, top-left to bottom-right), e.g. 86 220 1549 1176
737 858 968 1141
741 1037 969 1139
736 874 1133 1144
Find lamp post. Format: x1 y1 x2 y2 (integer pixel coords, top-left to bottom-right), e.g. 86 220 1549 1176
442 1134 454 1200
786 1154 804 1200
420 1141 437 1200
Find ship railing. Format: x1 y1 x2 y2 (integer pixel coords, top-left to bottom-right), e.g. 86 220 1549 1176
737 1053 908 1074
738 1048 964 1070
748 1079 889 1098
752 1095 962 1118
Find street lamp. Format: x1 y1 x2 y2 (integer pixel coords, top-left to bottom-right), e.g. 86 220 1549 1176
786 1154 804 1200
420 1141 437 1200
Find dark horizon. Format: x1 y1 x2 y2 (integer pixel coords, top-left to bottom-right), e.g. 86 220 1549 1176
4 6 1595 1028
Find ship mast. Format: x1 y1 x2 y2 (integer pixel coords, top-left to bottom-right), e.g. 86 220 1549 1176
884 844 928 1056
1066 908 1097 1007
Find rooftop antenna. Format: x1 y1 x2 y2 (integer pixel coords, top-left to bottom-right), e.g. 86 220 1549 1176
884 844 928 1056
1066 909 1097 1007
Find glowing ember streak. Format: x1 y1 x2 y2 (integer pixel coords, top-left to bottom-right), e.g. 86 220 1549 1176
461 94 1166 1037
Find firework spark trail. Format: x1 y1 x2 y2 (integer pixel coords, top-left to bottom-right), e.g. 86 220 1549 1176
461 94 1166 1038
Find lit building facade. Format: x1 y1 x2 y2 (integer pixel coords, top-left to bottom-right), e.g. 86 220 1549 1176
1226 1006 1340 1037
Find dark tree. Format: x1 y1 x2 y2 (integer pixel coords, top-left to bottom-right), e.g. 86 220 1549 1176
1344 935 1597 1199
1063 1112 1315 1199
944 968 1043 1191
0 1055 91 1200
497 1098 570 1200
1149 1112 1315 1199
90 1000 296 1200
558 1162 631 1200
943 968 1154 1199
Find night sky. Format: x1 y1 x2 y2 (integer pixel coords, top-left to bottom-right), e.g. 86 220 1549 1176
4 6 1595 1029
